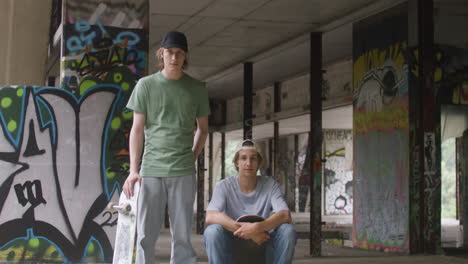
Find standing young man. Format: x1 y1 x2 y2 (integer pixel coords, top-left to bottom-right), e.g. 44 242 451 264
123 31 210 264
204 139 297 264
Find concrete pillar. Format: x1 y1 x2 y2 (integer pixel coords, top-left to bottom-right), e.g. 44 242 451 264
273 82 280 182
409 0 440 254
208 132 213 201
221 132 226 180
273 122 279 182
294 134 299 212
60 0 149 261
243 62 253 140
309 32 323 256
0 0 52 85
462 130 468 248
353 3 411 253
418 0 440 253
197 149 205 234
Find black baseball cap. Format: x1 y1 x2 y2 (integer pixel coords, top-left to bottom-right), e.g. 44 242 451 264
160 31 188 52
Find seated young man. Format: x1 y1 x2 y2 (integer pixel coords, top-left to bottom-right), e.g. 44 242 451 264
204 139 297 264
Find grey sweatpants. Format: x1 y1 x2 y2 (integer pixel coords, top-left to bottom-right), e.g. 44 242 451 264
136 174 197 264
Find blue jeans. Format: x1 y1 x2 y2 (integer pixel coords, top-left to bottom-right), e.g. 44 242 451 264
204 223 297 264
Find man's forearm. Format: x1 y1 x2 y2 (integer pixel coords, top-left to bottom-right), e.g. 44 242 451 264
192 127 208 158
257 210 291 232
129 125 144 173
205 211 240 233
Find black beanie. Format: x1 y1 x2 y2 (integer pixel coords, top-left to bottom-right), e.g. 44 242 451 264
160 31 188 52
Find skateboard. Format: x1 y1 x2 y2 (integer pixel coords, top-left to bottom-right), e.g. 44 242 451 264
108 183 140 264
233 215 266 264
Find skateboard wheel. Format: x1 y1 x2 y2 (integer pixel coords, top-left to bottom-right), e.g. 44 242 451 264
107 202 116 211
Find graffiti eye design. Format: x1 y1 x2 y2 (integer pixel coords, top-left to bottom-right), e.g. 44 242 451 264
382 69 397 97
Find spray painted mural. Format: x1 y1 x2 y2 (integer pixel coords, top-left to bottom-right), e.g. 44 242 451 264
352 6 409 252
428 46 468 105
323 129 353 215
277 136 296 211
296 133 310 212
0 0 148 262
62 0 148 194
0 85 122 262
407 44 468 250
62 0 148 190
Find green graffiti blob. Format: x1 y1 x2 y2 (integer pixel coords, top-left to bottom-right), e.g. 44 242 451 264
7 120 17 132
0 236 64 262
80 79 98 96
107 167 116 180
83 240 104 262
16 88 23 97
113 72 123 83
28 238 40 249
1 97 12 108
121 82 130 92
122 109 133 120
111 117 121 130
0 87 23 139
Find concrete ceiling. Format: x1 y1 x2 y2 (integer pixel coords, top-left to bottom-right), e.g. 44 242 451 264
148 0 408 100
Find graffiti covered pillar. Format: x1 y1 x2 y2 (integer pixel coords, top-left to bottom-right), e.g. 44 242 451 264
352 3 410 252
0 0 148 263
61 1 149 189
417 0 440 253
409 0 441 254
60 0 149 260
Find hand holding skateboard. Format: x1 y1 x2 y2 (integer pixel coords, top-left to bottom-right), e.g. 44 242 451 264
123 171 142 198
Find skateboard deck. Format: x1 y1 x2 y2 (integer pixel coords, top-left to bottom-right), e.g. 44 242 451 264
109 183 140 264
233 215 266 264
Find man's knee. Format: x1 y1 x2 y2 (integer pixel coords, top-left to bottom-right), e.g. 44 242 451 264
276 223 297 243
204 224 225 242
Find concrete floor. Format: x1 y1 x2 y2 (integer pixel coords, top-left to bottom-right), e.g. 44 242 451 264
152 228 468 264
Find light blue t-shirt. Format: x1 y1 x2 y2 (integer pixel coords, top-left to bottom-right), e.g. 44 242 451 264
207 176 289 221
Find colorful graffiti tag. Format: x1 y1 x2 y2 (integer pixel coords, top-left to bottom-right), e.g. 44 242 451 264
0 86 123 262
276 136 296 211
323 129 353 215
0 0 148 262
352 6 409 252
62 0 148 194
409 45 468 106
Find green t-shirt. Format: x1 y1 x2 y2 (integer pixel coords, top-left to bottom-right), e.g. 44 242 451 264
126 71 210 177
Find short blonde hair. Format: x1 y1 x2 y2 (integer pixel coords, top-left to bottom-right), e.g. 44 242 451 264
232 140 263 171
156 48 188 70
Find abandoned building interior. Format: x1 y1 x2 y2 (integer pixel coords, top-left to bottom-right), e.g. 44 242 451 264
0 0 467 263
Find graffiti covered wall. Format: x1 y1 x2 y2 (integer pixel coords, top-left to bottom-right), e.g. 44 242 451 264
276 136 296 211
62 0 148 192
323 129 353 215
352 5 410 252
0 0 148 262
296 133 310 212
0 85 121 262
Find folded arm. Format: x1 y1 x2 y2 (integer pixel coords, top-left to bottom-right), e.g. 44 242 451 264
233 210 291 244
205 210 241 233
